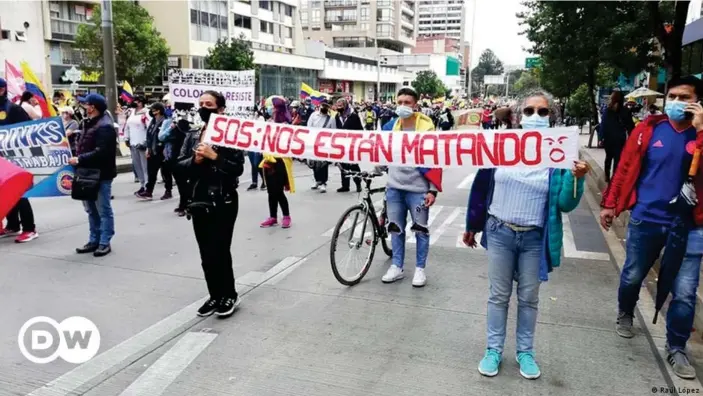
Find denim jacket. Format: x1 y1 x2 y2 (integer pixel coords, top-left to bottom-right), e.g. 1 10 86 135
465 168 585 281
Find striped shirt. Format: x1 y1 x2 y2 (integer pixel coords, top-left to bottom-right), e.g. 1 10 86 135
488 168 550 227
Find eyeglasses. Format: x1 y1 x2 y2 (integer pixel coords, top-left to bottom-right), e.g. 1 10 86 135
523 107 550 117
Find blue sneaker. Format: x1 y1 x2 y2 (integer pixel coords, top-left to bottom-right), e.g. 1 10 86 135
516 351 541 379
478 348 502 377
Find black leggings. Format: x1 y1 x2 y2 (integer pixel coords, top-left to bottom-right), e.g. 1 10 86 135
265 159 290 218
5 198 35 232
191 196 238 300
604 142 624 182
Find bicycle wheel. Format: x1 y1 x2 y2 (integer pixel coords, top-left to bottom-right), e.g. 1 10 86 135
380 234 392 258
330 204 377 286
378 199 392 257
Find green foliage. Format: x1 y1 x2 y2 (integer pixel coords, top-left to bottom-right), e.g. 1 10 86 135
411 70 446 97
204 35 256 71
471 49 504 93
566 84 592 120
512 69 540 96
74 1 169 86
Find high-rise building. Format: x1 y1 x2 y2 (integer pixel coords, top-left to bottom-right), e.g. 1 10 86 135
299 0 417 55
417 0 463 40
0 1 48 84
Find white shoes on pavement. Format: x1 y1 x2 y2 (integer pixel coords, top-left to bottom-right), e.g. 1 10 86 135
381 265 426 287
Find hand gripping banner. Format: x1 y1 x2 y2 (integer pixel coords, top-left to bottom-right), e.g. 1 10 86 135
202 115 579 169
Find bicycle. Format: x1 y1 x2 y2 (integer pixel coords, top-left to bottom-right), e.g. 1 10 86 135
330 171 392 286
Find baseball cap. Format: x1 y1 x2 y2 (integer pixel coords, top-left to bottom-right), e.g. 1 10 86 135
84 93 107 112
0 78 6 88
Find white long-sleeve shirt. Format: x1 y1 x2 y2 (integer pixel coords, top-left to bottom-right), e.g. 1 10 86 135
21 102 41 120
123 108 150 145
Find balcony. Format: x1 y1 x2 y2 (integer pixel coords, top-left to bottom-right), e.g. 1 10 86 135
324 15 358 23
401 18 414 30
377 0 394 8
401 2 415 17
324 0 358 8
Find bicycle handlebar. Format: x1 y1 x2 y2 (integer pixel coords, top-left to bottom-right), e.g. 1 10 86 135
341 170 384 179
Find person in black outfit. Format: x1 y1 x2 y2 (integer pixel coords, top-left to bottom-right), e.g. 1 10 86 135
71 94 117 257
139 103 173 200
177 90 244 318
169 118 192 216
334 98 363 192
600 91 635 182
0 78 39 243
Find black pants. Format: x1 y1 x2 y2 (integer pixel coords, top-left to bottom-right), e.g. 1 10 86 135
340 163 361 190
265 159 290 218
146 153 172 193
5 198 35 232
604 142 624 182
171 162 191 210
191 196 238 300
313 164 329 185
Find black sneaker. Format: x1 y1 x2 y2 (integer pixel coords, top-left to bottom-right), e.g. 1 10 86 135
176 209 186 217
76 242 99 254
196 298 219 317
247 184 257 191
93 245 112 257
337 187 350 193
160 191 173 200
137 191 153 200
134 187 145 196
215 296 241 318
260 184 267 190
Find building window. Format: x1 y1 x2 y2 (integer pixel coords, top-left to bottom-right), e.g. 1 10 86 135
376 23 392 37
284 27 292 38
259 0 273 10
360 23 369 30
360 7 369 21
301 11 308 23
260 21 273 33
377 8 391 21
311 9 321 22
234 14 252 29
190 9 198 23
285 5 293 17
192 56 207 69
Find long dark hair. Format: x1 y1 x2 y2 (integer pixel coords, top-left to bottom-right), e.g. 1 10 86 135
20 91 34 104
608 91 624 112
203 90 226 112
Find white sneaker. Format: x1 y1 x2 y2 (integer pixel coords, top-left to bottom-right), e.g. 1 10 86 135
412 268 427 287
382 265 404 283
320 185 327 193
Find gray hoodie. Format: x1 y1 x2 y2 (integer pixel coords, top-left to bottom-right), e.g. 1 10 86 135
307 111 336 129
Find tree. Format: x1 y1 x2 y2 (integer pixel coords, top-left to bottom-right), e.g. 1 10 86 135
411 70 445 97
471 49 504 95
648 1 688 79
511 69 540 96
74 1 169 87
205 36 256 71
566 84 592 123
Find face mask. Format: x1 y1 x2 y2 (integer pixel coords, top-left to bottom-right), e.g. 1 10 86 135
165 107 173 117
198 107 216 124
521 113 550 129
396 105 414 119
665 100 688 122
266 106 273 116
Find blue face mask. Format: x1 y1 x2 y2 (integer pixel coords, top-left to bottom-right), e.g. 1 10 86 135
520 113 550 129
396 105 414 119
665 100 687 121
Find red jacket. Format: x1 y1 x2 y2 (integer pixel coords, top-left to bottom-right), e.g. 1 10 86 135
601 114 703 225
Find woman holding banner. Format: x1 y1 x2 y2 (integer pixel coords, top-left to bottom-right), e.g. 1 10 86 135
177 90 244 318
463 90 590 380
259 96 295 229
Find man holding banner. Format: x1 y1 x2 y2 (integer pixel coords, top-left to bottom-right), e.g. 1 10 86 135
0 77 39 243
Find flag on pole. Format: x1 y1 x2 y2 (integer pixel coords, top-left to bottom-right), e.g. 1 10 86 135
300 83 327 105
19 61 56 118
119 81 134 103
4 61 25 103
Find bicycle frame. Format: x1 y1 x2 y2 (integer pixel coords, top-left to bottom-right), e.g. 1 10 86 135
345 178 387 248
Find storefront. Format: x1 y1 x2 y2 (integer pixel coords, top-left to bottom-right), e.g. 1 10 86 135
50 65 105 96
258 65 318 99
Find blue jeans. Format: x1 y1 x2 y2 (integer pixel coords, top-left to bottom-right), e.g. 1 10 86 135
82 181 115 246
619 218 703 351
485 215 543 354
385 187 429 269
247 152 262 185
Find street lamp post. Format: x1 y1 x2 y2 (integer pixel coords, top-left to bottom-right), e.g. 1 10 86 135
467 0 476 99
101 0 118 115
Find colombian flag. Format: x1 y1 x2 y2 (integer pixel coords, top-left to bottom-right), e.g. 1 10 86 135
120 81 134 103
19 61 56 118
300 83 327 106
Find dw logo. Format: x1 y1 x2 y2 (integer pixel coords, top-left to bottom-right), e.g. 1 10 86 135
18 316 101 364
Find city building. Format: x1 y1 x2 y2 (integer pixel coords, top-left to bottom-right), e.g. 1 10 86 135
0 1 49 87
299 0 417 56
144 0 324 98
385 53 463 95
417 0 463 40
43 0 103 93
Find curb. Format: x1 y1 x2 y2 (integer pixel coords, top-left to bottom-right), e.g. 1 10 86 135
117 161 132 174
579 148 703 340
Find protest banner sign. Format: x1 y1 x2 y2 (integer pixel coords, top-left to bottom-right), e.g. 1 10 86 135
0 117 74 197
452 108 482 130
168 68 255 117
202 115 579 169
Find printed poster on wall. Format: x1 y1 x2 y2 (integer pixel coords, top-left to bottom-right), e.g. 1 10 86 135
168 68 256 117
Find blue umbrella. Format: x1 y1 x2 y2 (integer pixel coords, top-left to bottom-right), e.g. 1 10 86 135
653 147 701 324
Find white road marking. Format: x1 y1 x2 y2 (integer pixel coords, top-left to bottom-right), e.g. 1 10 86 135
407 205 444 243
118 332 217 396
321 199 382 237
27 298 208 396
562 215 611 261
457 173 476 189
264 258 309 285
430 207 461 245
238 257 308 287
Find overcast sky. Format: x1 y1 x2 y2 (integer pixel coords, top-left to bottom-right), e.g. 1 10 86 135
466 0 532 69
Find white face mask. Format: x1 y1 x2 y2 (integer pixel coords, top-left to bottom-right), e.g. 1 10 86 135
520 113 550 129
396 105 414 119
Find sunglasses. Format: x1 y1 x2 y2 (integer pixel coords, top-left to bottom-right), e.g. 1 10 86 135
523 107 550 117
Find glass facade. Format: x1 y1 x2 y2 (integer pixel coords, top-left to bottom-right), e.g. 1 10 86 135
682 40 703 77
258 65 318 98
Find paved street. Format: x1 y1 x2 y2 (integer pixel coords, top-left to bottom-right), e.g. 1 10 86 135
2 158 703 395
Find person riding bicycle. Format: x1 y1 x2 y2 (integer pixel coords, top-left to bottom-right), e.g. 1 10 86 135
376 87 442 287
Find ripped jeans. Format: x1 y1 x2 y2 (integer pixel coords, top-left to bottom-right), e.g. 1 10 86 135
385 187 430 269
